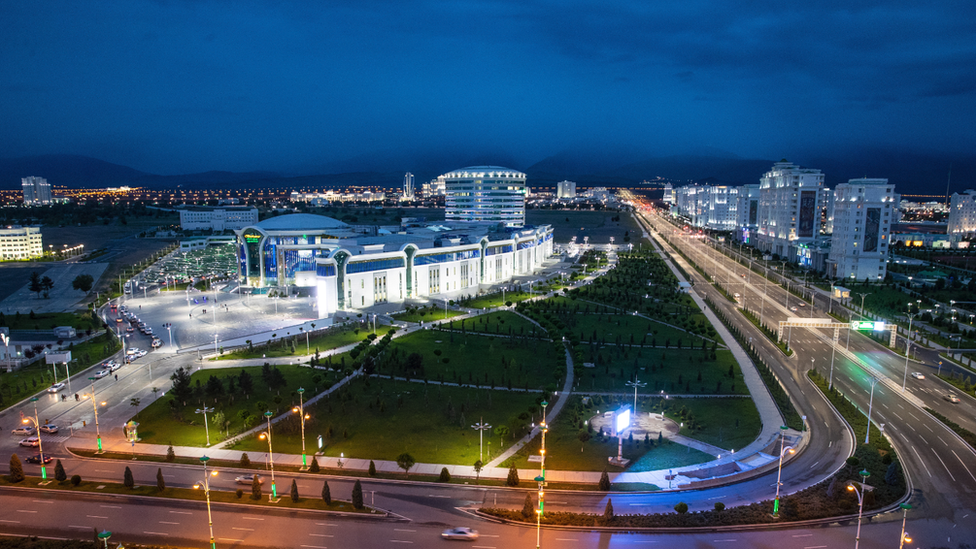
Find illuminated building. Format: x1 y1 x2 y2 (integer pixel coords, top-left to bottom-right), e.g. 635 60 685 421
22 176 52 205
443 166 526 226
756 161 829 261
556 180 577 199
827 179 897 281
178 206 259 231
0 225 43 260
403 173 415 200
948 190 976 245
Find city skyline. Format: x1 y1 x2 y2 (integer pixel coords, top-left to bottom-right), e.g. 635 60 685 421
1 1 974 178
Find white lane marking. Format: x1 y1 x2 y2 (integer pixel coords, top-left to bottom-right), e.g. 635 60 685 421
394 529 417 532
100 505 122 509
0 520 20 524
300 545 328 549
712 540 736 543
95 469 113 473
952 450 976 483
933 450 957 482
792 534 812 537
427 495 450 498
633 542 658 544
555 539 578 541
893 412 904 421
170 511 192 515
16 510 37 513
472 546 496 549
938 435 948 445
241 517 264 521
909 413 920 421
143 532 169 536
219 539 244 543
390 541 413 544
69 526 91 529
804 546 828 549
897 403 905 410
86 515 109 519
158 521 179 525
232 527 254 531
31 500 53 503
707 495 725 500
309 534 333 538
911 446 932 477
316 523 338 526
923 423 934 432
809 460 821 469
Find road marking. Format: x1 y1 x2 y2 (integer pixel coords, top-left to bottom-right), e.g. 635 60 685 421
0 520 20 524
555 539 578 541
16 510 37 513
95 469 113 473
933 450 956 482
143 532 168 536
472 546 496 549
390 541 413 544
809 460 820 469
911 447 932 478
219 539 244 543
938 435 948 446
32 500 53 503
480 535 499 538
427 495 450 498
69 526 90 529
394 529 416 532
951 450 976 482
792 534 812 537
707 495 725 500
893 412 904 421
712 540 736 543
909 412 920 421
86 515 108 519
804 546 827 549
315 523 338 526
100 505 122 509
241 516 264 521
923 423 934 432
632 542 658 544
158 521 179 525
232 527 254 531
170 511 192 515
300 545 328 549
309 534 333 538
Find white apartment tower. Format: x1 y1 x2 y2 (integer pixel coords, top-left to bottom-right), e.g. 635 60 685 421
948 190 976 245
556 180 577 199
663 183 675 205
403 172 415 201
705 186 738 231
827 178 897 281
0 225 43 259
443 166 527 226
22 176 52 205
756 161 828 261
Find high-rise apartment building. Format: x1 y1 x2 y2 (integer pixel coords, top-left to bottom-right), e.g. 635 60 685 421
403 172 415 201
556 180 577 199
948 190 976 245
22 176 52 205
673 186 708 227
0 225 43 259
827 178 897 281
705 186 738 231
734 184 761 244
663 183 675 205
443 166 527 226
756 161 828 260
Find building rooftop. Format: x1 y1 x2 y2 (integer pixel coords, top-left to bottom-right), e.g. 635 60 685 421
442 166 526 179
255 213 349 231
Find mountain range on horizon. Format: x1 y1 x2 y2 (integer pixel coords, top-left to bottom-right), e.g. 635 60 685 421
1 149 973 198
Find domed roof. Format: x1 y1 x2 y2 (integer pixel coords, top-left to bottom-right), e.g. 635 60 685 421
255 213 348 231
442 166 525 179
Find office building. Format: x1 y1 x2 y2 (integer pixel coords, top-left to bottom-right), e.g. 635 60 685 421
179 206 259 231
556 180 577 199
0 226 43 260
705 186 739 231
756 161 829 261
734 184 761 243
663 183 675 205
403 172 415 201
827 178 897 281
443 166 527 226
22 177 52 205
948 190 976 245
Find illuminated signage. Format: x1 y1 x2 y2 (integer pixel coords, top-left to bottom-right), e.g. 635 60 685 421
245 235 261 243
615 407 631 433
850 320 886 331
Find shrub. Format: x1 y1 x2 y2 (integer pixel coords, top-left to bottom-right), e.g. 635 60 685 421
123 466 134 489
521 493 534 518
71 474 82 486
236 489 244 499
54 460 67 483
352 480 364 509
506 463 520 487
674 502 688 514
368 460 376 476
156 468 165 492
714 502 725 511
8 454 24 483
290 479 300 502
439 467 451 482
251 475 262 500
309 456 320 473
240 452 251 467
603 499 614 523
598 470 611 491
165 446 176 462
322 480 332 504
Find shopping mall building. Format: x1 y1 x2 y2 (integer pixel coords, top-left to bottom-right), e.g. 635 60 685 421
234 213 554 314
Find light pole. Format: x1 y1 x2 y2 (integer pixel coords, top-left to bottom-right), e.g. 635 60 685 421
1 332 10 372
196 406 214 446
293 388 310 470
164 322 173 350
88 376 104 454
847 470 872 549
97 530 112 549
300 327 309 355
471 417 492 463
626 376 646 414
856 292 871 319
772 425 794 517
24 397 48 480
903 313 916 391
194 455 219 549
259 410 278 502
865 376 881 444
898 502 912 549
534 400 549 549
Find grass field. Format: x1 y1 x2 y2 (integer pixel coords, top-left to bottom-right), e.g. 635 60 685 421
0 311 103 332
667 397 761 450
218 325 390 360
576 348 746 395
461 290 535 309
445 311 544 338
131 364 336 446
229 377 541 465
392 308 466 323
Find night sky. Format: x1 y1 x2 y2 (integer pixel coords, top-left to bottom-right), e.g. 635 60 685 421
2 1 974 175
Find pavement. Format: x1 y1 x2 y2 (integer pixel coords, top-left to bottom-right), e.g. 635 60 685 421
0 261 108 314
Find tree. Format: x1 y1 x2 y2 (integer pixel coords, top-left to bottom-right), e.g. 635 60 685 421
578 431 592 452
290 479 300 502
40 276 55 298
603 499 614 523
309 456 320 473
8 454 24 482
28 272 43 298
599 469 611 491
166 446 176 462
396 453 415 477
123 466 134 489
251 474 262 500
506 463 520 487
521 492 534 518
72 274 94 294
473 460 483 483
170 367 193 405
674 502 688 514
714 501 725 511
439 467 451 482
321 480 332 504
240 452 251 467
54 459 67 483
352 479 364 509
886 460 902 486
156 468 166 492
368 460 376 476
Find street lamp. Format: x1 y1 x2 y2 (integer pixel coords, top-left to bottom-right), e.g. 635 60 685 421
97 530 112 549
847 470 872 549
772 425 794 517
1 332 10 372
196 406 214 446
865 376 881 444
24 397 48 480
293 388 310 470
164 323 173 350
903 313 916 391
626 375 646 414
898 502 912 549
471 417 492 463
193 455 219 549
534 400 549 549
88 376 105 454
258 410 278 501
856 292 871 319
299 327 309 355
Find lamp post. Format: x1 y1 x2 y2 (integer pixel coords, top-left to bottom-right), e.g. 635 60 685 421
164 323 173 350
772 425 794 517
196 406 214 446
626 376 646 414
88 376 104 454
898 502 912 549
97 530 112 549
1 332 9 372
24 397 48 480
847 470 872 549
865 376 881 444
299 327 309 355
903 313 916 391
194 455 219 549
534 400 549 549
259 410 278 501
293 388 310 470
856 292 871 319
471 417 492 463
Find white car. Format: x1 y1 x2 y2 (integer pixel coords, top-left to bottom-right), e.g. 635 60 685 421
911 372 925 380
12 426 36 436
235 474 265 485
441 527 480 541
110 362 123 372
93 369 110 380
945 393 962 404
151 339 163 348
47 382 66 393
19 437 40 447
39 424 59 434
789 306 798 312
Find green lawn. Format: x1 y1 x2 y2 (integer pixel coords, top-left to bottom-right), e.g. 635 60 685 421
446 311 545 338
461 290 536 309
392 307 466 323
0 311 102 332
229 377 541 465
576 348 746 395
380 329 564 390
218 325 391 360
131 364 337 446
565 310 713 348
667 397 761 451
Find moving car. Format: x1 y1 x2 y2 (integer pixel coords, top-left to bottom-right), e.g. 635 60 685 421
945 393 962 404
441 528 480 541
39 424 59 434
151 338 163 348
47 382 66 393
911 372 925 380
235 474 265 485
12 426 36 436
19 437 40 447
110 362 123 372
93 369 110 380
25 454 53 464
789 306 798 312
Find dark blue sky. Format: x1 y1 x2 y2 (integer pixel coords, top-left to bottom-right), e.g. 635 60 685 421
2 0 974 175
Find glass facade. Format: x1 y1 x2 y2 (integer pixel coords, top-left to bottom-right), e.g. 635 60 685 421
346 257 406 273
415 249 479 265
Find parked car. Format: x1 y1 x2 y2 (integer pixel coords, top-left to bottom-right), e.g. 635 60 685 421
945 393 962 404
39 424 59 434
235 474 265 485
151 338 163 348
19 437 40 447
12 426 36 436
441 528 480 541
47 382 66 393
911 372 925 380
25 454 53 464
110 362 123 372
93 369 110 380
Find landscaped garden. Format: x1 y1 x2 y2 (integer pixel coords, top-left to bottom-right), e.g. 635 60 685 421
217 323 391 360
391 304 466 323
